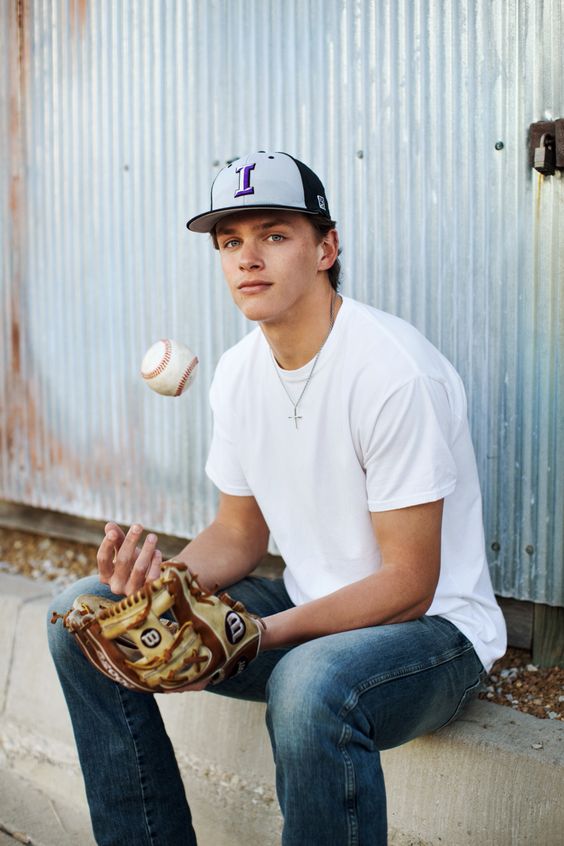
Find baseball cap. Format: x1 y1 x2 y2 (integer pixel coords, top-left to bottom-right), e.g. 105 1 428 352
186 150 334 233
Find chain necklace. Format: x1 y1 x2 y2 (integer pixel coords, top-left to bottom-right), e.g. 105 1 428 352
269 292 337 429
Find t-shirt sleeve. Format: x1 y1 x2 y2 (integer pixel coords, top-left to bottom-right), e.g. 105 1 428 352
362 375 458 511
205 362 253 496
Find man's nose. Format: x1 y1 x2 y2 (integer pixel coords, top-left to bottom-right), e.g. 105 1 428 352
238 243 264 271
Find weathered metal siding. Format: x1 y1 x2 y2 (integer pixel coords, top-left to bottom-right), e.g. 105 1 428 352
0 0 562 604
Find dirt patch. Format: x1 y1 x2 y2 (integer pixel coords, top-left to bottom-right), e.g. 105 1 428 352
479 646 563 721
0 527 98 591
0 526 562 721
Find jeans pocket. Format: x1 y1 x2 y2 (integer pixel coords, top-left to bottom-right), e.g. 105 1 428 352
438 670 487 730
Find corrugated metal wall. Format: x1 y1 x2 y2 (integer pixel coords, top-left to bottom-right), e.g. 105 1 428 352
1 0 562 605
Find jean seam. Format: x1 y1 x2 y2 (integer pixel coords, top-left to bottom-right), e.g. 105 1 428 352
117 688 154 846
438 673 485 728
339 641 476 719
333 642 478 844
338 724 360 846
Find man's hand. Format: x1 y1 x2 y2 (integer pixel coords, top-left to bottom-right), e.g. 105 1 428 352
97 522 162 596
52 563 263 693
97 493 269 600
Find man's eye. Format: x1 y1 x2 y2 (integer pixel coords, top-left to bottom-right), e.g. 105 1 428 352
222 239 239 248
268 233 285 242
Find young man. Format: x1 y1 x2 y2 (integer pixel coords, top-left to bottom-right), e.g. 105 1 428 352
48 151 506 845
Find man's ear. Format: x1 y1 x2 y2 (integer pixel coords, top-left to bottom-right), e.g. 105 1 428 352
317 229 339 271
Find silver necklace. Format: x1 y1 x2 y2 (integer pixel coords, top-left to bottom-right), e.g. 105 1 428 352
269 293 337 429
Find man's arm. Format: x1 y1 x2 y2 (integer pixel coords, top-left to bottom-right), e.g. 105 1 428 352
171 493 270 591
260 499 443 651
97 493 269 596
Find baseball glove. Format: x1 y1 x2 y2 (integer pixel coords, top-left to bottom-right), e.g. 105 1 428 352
51 563 264 693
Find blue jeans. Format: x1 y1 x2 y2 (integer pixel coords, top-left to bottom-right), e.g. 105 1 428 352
47 575 485 846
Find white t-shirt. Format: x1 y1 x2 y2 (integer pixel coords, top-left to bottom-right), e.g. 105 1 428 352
206 296 506 671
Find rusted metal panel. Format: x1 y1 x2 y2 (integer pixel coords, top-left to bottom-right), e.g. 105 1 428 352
1 0 33 503
0 0 562 606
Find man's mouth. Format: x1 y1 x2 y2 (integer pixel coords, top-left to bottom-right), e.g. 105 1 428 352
237 280 272 294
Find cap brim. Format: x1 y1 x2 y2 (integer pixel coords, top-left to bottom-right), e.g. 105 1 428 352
186 204 324 233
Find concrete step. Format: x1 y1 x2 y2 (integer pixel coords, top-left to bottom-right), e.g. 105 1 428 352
0 767 93 846
0 764 279 846
1 573 563 845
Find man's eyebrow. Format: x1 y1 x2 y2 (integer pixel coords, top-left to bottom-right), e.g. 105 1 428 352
216 218 293 236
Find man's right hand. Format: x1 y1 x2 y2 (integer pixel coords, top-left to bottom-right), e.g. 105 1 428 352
97 522 162 596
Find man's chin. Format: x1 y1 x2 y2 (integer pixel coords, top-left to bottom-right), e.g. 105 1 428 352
235 298 275 324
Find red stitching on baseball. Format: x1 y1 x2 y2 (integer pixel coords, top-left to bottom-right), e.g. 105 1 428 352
142 339 172 380
175 356 199 396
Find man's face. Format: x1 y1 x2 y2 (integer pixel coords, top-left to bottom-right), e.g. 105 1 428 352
215 210 333 326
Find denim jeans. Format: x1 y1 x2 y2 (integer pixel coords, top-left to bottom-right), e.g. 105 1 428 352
47 574 485 846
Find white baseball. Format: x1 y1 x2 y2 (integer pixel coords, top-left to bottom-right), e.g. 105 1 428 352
140 339 199 397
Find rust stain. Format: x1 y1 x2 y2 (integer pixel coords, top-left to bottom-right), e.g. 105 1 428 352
535 171 543 225
10 302 21 375
4 378 65 466
1 0 111 507
8 0 27 388
69 0 88 34
7 0 28 376
8 174 22 375
2 0 70 482
16 0 27 79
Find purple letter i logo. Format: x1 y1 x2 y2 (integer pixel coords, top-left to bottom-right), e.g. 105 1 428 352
234 163 256 197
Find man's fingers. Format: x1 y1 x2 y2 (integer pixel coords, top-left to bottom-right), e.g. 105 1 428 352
108 524 145 593
97 524 126 584
104 521 124 538
145 550 163 583
124 535 161 594
98 523 162 595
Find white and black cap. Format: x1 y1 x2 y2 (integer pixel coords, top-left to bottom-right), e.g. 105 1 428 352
187 151 334 233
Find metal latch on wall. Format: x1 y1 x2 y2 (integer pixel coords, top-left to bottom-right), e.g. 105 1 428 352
529 119 564 175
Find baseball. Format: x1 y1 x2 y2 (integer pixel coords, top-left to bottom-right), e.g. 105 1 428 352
140 339 199 397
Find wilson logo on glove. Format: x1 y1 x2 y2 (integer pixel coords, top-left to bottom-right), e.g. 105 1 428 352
225 611 246 644
140 628 162 648
51 563 265 693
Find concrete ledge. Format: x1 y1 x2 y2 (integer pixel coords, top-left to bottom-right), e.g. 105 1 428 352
0 767 94 846
383 704 564 845
1 574 563 846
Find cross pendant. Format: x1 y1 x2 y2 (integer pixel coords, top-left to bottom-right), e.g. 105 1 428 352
289 408 303 429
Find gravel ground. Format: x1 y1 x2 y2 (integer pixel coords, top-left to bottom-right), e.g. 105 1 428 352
0 528 98 592
478 646 563 721
0 527 562 722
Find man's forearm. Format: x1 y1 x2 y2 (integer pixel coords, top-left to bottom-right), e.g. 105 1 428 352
171 520 267 592
260 563 437 651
